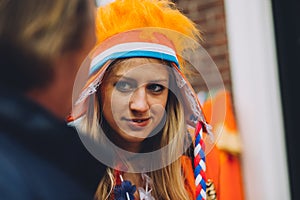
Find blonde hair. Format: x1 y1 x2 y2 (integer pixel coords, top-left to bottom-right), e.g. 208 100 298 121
0 0 95 91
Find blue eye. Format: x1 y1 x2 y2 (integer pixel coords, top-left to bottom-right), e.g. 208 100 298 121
147 84 165 93
115 81 134 92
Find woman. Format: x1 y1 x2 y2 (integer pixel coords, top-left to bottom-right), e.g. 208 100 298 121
71 0 221 199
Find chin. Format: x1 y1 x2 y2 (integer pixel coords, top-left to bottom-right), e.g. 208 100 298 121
122 134 148 143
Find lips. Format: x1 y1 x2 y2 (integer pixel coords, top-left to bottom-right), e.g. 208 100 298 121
123 117 151 129
131 118 150 123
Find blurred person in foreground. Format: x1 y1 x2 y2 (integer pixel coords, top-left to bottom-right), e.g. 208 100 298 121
0 0 105 199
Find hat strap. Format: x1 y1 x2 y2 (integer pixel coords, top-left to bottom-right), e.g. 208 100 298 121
194 121 207 200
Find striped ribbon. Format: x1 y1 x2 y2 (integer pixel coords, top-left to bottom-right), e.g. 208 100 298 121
194 121 207 200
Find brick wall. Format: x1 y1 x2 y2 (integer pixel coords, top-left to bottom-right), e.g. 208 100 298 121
174 0 232 92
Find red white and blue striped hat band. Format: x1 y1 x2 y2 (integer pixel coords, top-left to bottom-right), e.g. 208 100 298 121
89 42 179 76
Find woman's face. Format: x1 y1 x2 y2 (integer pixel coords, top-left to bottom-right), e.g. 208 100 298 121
100 58 169 146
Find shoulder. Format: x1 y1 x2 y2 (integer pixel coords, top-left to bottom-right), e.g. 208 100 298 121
0 130 97 200
0 132 32 199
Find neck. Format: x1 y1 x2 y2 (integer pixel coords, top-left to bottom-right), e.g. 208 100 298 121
25 55 77 120
111 132 142 153
25 65 72 120
26 85 70 120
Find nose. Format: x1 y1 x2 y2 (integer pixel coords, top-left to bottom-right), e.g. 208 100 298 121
129 87 149 113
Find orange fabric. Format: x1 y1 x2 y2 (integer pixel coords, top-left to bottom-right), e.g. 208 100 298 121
206 145 221 195
218 152 244 200
202 90 245 200
181 155 196 200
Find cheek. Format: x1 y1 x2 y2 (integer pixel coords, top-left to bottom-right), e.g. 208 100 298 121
109 89 131 109
154 91 169 108
103 91 128 118
149 93 169 115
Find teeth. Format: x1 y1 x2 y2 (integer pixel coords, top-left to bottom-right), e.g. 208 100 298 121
133 119 143 122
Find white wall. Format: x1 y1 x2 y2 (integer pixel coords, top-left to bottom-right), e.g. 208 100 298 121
224 0 290 199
